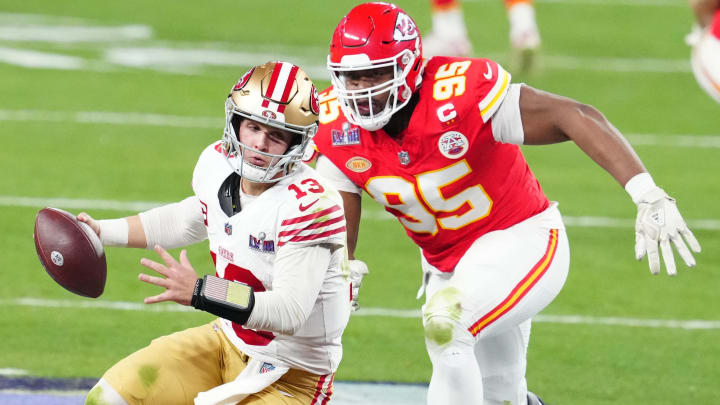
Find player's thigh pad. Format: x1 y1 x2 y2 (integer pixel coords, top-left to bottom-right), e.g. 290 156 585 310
102 321 245 405
422 203 569 346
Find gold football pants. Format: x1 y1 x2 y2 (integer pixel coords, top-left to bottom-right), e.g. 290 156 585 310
102 321 333 404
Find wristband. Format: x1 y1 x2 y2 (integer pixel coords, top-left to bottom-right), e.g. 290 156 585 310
98 218 129 247
191 275 255 324
624 172 657 204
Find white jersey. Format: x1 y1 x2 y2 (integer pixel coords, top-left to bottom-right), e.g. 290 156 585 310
191 141 350 375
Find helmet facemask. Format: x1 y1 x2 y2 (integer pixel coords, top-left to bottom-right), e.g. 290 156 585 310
329 45 418 131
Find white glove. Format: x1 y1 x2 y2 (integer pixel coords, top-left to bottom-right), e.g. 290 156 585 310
348 259 369 312
634 188 701 276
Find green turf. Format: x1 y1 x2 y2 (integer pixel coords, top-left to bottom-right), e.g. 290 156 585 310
1 1 719 403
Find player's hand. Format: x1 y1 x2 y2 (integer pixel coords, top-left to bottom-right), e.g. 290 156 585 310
348 259 369 312
139 245 198 306
77 212 101 237
634 188 701 276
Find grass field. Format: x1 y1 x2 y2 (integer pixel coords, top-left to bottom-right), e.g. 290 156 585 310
1 0 719 404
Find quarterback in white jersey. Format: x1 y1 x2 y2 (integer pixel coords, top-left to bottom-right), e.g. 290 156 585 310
79 61 350 405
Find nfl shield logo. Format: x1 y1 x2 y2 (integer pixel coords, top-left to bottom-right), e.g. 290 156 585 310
260 362 276 374
224 223 232 235
398 151 410 165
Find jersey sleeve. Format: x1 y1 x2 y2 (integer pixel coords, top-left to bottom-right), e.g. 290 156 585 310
475 59 512 123
316 154 363 194
277 178 347 249
491 83 525 144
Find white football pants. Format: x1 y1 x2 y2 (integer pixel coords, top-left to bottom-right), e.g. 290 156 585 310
422 203 569 405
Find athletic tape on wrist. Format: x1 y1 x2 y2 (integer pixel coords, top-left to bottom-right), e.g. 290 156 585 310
624 172 657 204
98 218 129 247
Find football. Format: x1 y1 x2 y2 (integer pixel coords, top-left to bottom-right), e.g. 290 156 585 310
33 207 107 298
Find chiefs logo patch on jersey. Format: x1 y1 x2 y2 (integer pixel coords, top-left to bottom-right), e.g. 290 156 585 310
394 12 418 42
345 157 372 173
438 131 469 159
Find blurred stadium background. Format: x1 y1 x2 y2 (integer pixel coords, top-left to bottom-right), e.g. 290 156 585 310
0 0 718 404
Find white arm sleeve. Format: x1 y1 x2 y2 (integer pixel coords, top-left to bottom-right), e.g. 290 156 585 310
138 196 208 249
316 154 363 195
245 243 333 335
491 83 525 145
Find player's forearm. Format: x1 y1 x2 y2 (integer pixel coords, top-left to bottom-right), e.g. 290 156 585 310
97 215 146 248
100 196 207 249
520 86 646 187
245 244 333 335
340 191 361 259
561 102 647 187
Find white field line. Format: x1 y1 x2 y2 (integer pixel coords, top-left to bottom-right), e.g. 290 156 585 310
0 369 29 376
0 47 85 69
0 45 694 75
5 297 720 330
2 109 720 149
0 24 152 43
2 195 719 230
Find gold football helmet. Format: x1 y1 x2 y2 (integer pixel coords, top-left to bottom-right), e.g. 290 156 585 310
223 61 319 182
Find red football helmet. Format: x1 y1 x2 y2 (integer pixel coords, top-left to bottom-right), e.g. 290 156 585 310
328 2 424 131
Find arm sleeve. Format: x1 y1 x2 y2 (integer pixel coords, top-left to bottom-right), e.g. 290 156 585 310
491 83 525 145
138 196 208 249
316 154 363 195
244 243 333 335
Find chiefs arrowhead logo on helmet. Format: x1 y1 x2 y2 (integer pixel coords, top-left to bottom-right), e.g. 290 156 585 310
233 68 256 91
394 12 418 42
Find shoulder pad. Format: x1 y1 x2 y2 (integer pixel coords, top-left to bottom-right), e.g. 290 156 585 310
423 57 512 123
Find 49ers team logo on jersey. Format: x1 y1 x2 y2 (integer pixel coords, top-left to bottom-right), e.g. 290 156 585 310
394 12 418 41
438 131 469 159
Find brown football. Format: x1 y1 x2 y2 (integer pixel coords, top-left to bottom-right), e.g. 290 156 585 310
33 207 107 298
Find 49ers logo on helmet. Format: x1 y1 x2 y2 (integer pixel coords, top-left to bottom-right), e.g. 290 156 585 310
233 68 255 91
394 12 418 42
310 85 319 115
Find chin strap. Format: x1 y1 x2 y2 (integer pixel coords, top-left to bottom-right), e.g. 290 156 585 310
191 275 255 324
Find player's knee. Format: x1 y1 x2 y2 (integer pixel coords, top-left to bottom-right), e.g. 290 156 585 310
423 286 464 347
85 378 129 405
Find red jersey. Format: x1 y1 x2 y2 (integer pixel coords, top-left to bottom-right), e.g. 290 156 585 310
314 57 549 272
712 9 720 40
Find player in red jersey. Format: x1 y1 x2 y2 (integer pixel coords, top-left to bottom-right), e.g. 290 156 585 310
310 3 702 404
688 0 720 103
424 0 541 71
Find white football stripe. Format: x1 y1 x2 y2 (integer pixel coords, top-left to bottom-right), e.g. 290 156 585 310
270 62 294 102
5 297 720 330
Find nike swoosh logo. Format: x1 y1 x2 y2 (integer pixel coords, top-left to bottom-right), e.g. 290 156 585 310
299 199 319 212
483 62 493 80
